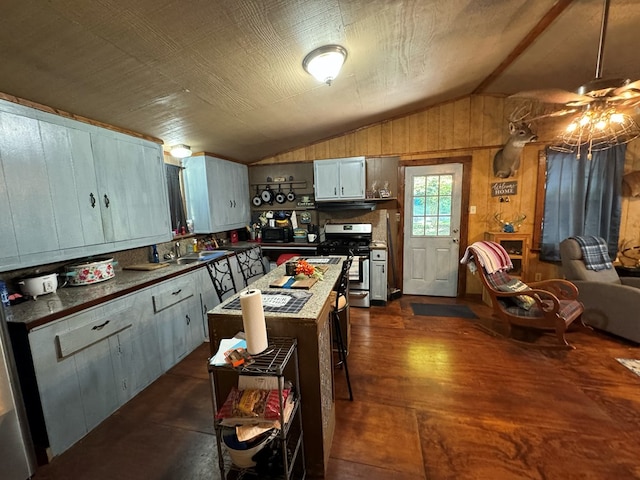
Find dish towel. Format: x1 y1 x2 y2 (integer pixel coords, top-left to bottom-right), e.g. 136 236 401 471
571 236 612 271
460 241 513 274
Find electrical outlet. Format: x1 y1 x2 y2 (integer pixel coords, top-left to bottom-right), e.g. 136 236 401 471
469 205 476 214
534 273 542 281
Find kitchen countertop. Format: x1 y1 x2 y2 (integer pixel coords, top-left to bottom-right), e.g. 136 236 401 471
4 249 244 330
209 256 344 322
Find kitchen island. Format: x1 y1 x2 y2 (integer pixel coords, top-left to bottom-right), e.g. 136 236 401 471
207 257 344 479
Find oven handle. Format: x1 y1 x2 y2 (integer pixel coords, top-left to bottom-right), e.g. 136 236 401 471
349 291 369 298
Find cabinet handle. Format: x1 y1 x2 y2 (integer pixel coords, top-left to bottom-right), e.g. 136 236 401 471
233 200 236 208
341 186 344 195
186 314 191 325
172 289 182 296
104 194 110 208
90 193 96 208
230 200 233 208
382 265 385 273
334 187 337 195
92 320 110 331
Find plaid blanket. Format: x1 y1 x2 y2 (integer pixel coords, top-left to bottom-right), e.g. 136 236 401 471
571 236 612 271
460 241 513 274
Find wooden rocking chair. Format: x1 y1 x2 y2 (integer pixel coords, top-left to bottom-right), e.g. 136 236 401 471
465 241 584 349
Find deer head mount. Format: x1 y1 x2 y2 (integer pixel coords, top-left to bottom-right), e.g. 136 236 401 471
494 212 526 233
493 105 538 178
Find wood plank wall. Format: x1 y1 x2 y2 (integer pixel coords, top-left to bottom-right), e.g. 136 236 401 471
256 94 640 294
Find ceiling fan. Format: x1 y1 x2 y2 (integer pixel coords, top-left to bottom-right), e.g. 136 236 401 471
511 0 640 157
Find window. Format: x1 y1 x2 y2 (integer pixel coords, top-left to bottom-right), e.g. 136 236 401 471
165 164 186 232
539 145 626 261
411 174 452 236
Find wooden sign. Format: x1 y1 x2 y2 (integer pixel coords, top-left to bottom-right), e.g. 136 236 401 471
491 181 517 197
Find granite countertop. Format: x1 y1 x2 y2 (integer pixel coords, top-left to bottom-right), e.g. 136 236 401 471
209 256 345 322
4 249 247 330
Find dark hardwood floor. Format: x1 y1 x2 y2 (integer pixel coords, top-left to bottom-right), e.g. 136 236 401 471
32 295 640 479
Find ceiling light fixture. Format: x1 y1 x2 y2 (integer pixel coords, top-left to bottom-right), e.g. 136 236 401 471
556 0 640 159
302 45 347 86
170 144 192 158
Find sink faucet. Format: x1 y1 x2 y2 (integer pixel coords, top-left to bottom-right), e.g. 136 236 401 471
174 241 181 258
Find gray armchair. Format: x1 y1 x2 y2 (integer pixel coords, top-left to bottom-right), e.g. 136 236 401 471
559 237 640 343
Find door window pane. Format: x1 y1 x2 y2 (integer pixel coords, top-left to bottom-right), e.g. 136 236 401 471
411 174 453 237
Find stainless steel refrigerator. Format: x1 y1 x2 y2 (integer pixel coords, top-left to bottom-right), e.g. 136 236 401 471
0 306 36 479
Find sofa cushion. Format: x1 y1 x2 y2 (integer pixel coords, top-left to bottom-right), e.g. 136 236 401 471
497 278 536 310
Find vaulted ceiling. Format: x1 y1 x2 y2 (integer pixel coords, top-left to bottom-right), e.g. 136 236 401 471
1 0 639 163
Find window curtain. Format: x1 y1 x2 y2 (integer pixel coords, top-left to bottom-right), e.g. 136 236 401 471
540 144 626 261
165 164 187 232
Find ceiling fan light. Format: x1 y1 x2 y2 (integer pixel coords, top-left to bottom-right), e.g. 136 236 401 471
610 113 625 123
579 115 591 126
566 122 578 133
303 45 347 85
170 144 192 158
595 119 607 130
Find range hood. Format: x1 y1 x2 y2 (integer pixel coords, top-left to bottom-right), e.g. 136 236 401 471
315 201 376 212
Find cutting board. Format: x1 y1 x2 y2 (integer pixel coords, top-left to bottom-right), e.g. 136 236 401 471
123 263 171 271
269 276 318 289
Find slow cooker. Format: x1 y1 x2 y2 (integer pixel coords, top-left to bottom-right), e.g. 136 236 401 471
18 273 58 299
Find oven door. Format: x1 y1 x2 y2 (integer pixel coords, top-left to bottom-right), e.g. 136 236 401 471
348 255 370 307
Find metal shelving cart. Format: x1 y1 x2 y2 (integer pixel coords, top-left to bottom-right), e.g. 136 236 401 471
208 337 305 479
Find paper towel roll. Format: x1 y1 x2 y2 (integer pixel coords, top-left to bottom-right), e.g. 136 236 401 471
239 289 269 354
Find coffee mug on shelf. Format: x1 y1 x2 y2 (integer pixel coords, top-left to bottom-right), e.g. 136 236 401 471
307 233 317 243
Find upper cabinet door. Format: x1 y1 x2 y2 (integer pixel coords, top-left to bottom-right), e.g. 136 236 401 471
0 142 19 267
0 111 59 255
337 157 366 199
314 157 365 200
40 121 105 249
91 132 131 242
313 159 340 200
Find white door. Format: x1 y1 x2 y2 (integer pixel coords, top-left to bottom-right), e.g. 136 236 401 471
403 163 463 296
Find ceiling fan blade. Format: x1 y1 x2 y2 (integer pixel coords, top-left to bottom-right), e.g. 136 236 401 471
613 79 640 98
529 108 578 122
509 88 592 105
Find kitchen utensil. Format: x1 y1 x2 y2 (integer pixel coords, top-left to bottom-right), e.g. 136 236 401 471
275 184 286 204
18 273 58 299
260 185 273 204
252 185 262 207
286 183 296 202
65 257 116 286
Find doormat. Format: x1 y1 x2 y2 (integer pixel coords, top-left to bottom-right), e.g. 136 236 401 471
411 303 478 319
616 358 640 378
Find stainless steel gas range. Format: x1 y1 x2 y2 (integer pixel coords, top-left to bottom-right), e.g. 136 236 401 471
316 222 372 307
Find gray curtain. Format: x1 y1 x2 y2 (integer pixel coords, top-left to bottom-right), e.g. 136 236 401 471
166 164 186 232
540 144 625 261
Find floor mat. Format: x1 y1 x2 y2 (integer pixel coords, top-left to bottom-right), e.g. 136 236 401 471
616 358 640 378
411 303 478 319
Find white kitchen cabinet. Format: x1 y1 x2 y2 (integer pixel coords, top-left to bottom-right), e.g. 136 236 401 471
91 131 171 244
29 300 136 455
183 155 250 233
152 274 198 371
196 266 220 340
370 248 387 305
0 99 171 272
313 156 366 201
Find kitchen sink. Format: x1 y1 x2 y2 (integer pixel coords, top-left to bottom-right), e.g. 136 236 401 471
166 250 232 265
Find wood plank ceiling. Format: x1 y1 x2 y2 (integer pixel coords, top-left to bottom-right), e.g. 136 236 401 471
0 0 639 163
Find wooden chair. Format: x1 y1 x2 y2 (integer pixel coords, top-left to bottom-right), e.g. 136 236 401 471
467 242 584 349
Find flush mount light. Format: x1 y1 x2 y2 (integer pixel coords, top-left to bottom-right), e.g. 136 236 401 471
302 45 347 86
170 144 192 158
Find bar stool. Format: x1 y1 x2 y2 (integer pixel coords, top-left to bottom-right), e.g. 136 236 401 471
206 256 238 303
330 255 354 401
236 245 267 287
